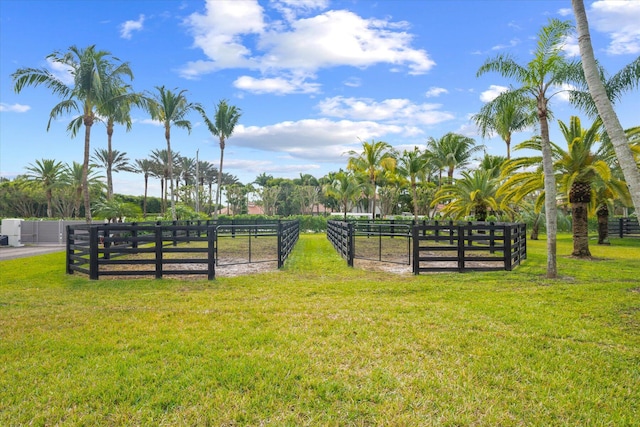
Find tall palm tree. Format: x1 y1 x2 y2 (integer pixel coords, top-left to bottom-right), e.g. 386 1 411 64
472 97 536 159
347 139 396 219
195 100 242 220
134 158 154 218
425 133 482 184
477 19 578 278
396 147 427 220
24 159 64 218
571 0 640 214
91 148 133 199
146 86 195 220
12 45 134 223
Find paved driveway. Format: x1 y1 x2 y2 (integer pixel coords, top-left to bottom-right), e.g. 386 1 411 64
0 245 65 261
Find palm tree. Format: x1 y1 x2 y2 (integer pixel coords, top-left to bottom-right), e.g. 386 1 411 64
477 19 578 278
97 82 146 201
146 86 195 220
472 97 536 160
478 153 508 179
91 148 133 198
396 147 427 220
431 169 506 221
24 159 64 218
324 171 365 221
12 45 134 223
195 100 242 220
134 158 154 218
501 116 629 257
571 0 640 214
347 139 396 219
60 161 103 219
150 149 171 214
425 133 482 184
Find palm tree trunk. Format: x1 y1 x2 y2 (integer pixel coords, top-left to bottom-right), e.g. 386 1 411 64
166 129 176 220
571 202 591 257
214 143 224 220
412 182 418 221
538 106 558 278
143 174 148 218
530 212 540 240
597 204 609 244
82 122 93 223
107 125 114 199
46 188 53 218
572 0 640 214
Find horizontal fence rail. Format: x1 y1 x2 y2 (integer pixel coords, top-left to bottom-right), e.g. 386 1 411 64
67 220 299 280
326 220 526 274
608 218 640 238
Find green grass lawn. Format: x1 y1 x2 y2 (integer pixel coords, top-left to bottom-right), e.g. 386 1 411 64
1 233 639 426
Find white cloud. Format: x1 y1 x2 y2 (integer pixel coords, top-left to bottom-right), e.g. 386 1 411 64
231 118 409 162
317 96 454 126
225 158 321 174
425 87 448 98
233 75 321 94
557 8 572 17
552 83 578 103
120 14 145 39
0 103 30 113
590 0 640 55
46 58 74 85
343 77 362 88
562 34 581 57
181 0 435 80
491 38 520 51
479 85 509 103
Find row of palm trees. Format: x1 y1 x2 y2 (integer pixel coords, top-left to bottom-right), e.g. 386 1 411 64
12 45 241 224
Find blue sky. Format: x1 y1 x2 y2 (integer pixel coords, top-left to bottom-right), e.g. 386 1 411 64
1 0 639 197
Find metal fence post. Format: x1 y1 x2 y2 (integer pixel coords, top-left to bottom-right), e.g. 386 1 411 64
89 226 99 280
504 225 513 271
457 224 465 272
66 225 73 275
155 225 163 279
412 225 419 275
277 221 284 268
208 226 216 280
348 222 355 267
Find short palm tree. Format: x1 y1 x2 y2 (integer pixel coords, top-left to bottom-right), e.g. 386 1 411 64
347 139 396 219
324 171 365 221
431 169 505 221
12 45 134 223
24 159 64 218
146 86 195 220
195 100 242 220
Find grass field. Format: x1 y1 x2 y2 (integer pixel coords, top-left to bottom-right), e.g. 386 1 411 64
1 233 639 426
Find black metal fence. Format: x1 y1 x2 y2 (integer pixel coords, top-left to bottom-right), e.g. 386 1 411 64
608 218 640 238
327 220 354 267
413 221 527 273
327 220 527 274
67 220 299 280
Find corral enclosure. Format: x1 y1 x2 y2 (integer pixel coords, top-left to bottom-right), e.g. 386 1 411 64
327 219 527 273
66 220 299 280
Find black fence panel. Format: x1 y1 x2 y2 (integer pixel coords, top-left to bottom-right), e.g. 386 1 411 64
326 220 526 274
327 220 354 267
608 218 640 238
67 220 299 280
